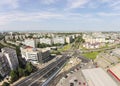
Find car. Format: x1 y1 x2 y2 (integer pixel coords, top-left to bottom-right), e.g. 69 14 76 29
76 67 79 70
70 71 74 74
70 83 74 86
65 75 68 78
83 82 86 85
74 79 78 82
79 82 81 85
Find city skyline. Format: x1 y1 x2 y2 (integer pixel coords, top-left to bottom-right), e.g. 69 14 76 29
0 0 120 31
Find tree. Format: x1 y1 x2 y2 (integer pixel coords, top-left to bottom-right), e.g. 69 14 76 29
10 70 18 83
16 46 21 57
2 82 10 86
0 74 3 81
18 67 24 77
26 62 33 74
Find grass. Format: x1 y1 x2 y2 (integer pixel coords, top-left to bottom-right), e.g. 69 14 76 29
58 44 71 52
82 51 100 60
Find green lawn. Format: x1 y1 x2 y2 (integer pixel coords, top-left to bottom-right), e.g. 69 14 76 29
82 51 100 60
58 44 71 52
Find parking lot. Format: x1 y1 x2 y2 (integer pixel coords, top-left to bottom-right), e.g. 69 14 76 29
56 62 95 86
57 68 86 86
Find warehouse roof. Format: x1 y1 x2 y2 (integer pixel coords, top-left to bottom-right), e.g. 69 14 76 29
82 68 118 86
108 63 120 81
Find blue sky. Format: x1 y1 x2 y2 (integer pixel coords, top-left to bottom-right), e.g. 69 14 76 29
0 0 120 31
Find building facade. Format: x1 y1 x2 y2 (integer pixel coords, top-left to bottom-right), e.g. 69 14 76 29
0 53 10 77
1 48 19 70
52 37 65 44
40 38 52 45
20 46 50 64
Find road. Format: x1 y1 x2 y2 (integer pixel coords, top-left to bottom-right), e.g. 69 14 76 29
14 55 69 86
32 59 67 86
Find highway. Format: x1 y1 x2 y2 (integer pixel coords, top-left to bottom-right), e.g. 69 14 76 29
14 55 69 86
31 59 67 86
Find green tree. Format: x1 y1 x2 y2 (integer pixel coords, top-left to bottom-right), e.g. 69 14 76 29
10 70 18 83
26 62 33 74
18 67 24 77
0 74 3 81
2 82 10 86
16 46 21 57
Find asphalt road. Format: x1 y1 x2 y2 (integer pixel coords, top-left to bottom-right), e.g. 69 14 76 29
14 55 69 86
31 60 67 86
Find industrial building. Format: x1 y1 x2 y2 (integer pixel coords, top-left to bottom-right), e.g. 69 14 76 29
108 63 120 82
82 68 118 86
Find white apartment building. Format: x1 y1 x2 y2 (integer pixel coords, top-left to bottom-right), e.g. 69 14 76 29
52 37 65 44
0 53 10 77
1 47 19 70
66 36 73 44
24 39 36 48
40 38 52 45
20 46 50 64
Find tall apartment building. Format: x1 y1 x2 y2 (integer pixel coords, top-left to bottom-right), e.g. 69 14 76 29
24 39 36 48
40 38 52 45
0 53 10 77
20 46 50 64
1 47 19 70
66 36 73 44
52 37 65 44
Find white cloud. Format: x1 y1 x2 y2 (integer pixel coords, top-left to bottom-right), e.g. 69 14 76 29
98 12 120 16
0 11 63 25
110 1 120 10
40 0 58 5
0 0 19 9
67 0 90 9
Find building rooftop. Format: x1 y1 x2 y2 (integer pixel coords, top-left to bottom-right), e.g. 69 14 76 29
0 53 4 58
21 46 50 53
82 68 118 86
1 47 15 53
108 63 120 82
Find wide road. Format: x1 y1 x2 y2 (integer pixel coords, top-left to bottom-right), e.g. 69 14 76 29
14 55 69 86
31 59 67 86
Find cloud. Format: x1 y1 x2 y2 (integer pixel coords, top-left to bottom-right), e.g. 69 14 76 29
0 0 19 9
100 0 120 10
40 0 58 5
110 1 120 10
66 0 90 9
98 12 120 16
0 11 63 25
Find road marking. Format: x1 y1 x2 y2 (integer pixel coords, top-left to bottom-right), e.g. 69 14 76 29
28 59 66 86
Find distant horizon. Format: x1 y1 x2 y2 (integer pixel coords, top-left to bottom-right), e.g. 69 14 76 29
1 29 120 33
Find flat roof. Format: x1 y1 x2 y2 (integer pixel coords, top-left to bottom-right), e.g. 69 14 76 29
82 68 118 86
108 63 120 81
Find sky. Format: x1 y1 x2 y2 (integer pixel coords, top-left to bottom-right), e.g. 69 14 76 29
0 0 120 32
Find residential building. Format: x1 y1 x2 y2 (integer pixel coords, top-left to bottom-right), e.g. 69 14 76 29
0 53 10 77
52 37 65 44
1 47 19 70
66 36 73 44
24 39 36 48
40 38 52 45
20 46 50 64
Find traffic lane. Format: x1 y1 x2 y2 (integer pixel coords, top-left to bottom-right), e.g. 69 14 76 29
31 60 67 86
22 57 67 86
78 56 90 63
16 56 67 86
16 62 57 86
